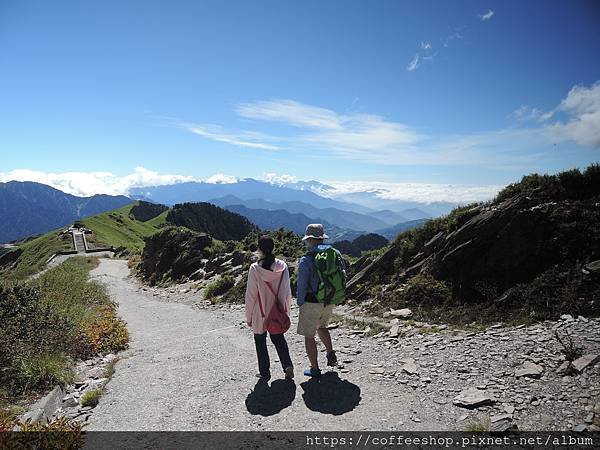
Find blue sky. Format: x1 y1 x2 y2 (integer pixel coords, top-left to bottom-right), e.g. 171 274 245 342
1 0 599 201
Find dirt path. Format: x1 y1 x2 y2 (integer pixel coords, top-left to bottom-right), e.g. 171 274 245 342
86 259 600 432
86 259 442 431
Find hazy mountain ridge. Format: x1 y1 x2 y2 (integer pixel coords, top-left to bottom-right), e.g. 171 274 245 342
0 181 132 243
220 204 363 242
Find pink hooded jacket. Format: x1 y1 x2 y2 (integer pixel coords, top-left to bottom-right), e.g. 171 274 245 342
244 259 292 334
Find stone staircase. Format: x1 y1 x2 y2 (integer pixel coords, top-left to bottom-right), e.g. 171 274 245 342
73 232 86 253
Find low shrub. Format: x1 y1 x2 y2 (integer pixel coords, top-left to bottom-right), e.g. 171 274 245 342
204 275 235 300
220 280 246 304
80 389 102 408
83 307 129 354
495 164 600 202
0 257 129 397
17 353 74 391
380 274 452 311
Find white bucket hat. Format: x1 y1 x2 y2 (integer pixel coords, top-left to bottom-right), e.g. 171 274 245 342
302 223 328 241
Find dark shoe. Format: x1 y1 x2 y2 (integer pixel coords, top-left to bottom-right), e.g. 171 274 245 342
326 351 338 367
303 367 321 377
256 373 271 381
284 366 294 381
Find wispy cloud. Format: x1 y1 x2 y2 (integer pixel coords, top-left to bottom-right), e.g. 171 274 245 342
442 30 464 48
236 99 343 130
187 124 279 150
176 81 600 170
407 30 461 71
479 10 494 21
237 99 429 164
511 105 553 122
407 54 421 71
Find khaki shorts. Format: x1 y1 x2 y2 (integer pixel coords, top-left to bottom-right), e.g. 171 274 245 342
297 302 334 337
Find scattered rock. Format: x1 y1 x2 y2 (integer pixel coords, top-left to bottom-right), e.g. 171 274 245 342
389 325 400 338
62 395 78 408
390 308 413 318
573 424 588 433
398 358 419 375
491 414 518 433
556 361 571 374
503 404 515 414
571 354 600 373
515 362 544 378
369 367 385 375
453 388 495 408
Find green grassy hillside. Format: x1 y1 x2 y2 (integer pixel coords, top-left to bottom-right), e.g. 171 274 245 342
1 231 73 279
0 202 168 280
81 203 167 252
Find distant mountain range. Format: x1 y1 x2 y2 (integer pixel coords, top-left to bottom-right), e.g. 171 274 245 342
1 177 453 243
0 181 132 243
221 204 363 242
130 179 374 214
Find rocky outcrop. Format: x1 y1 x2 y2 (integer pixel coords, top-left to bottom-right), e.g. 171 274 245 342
0 248 22 270
347 183 600 320
138 227 212 285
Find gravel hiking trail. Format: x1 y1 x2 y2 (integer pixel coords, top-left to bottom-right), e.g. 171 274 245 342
86 259 441 431
86 259 600 433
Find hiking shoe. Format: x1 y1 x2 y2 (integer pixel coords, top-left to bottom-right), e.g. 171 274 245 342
284 366 294 381
326 351 338 367
303 367 321 377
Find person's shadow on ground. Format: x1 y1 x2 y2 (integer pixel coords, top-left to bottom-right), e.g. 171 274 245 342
300 372 361 415
245 379 296 416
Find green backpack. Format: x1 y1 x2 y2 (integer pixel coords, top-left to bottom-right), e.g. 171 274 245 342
309 247 346 305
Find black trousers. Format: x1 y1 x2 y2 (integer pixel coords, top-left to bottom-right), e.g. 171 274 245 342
253 332 293 377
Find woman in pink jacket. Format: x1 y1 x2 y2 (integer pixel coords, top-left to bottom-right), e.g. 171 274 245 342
245 235 294 381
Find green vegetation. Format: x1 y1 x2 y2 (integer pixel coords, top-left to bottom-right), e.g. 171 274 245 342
204 275 236 300
82 203 167 252
1 230 73 280
167 202 256 241
221 280 247 304
129 201 169 222
80 389 102 408
239 228 305 258
464 418 491 432
139 226 213 285
495 163 600 202
392 203 480 270
0 257 128 401
18 353 75 392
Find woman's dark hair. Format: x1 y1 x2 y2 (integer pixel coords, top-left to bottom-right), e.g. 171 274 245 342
258 235 275 270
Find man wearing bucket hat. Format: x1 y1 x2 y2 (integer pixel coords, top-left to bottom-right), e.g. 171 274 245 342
296 224 346 377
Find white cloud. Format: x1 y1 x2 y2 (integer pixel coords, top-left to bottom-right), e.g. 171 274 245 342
187 125 279 150
323 180 503 203
546 81 600 148
513 81 600 149
407 53 421 71
479 10 494 21
262 173 298 185
0 167 239 197
204 173 239 184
